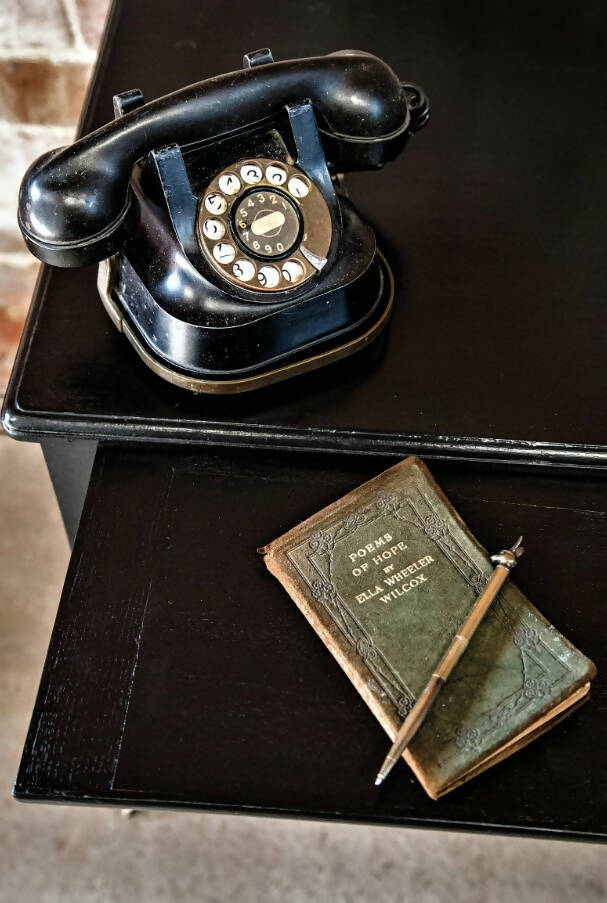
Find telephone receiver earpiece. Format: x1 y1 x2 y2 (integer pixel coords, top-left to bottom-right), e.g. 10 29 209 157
18 50 427 268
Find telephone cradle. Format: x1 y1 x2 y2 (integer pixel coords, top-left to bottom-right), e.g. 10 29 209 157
18 49 429 393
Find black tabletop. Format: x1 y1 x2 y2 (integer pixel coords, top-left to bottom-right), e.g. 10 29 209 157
15 446 606 841
3 0 607 467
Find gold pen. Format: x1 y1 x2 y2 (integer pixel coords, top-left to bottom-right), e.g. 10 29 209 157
375 536 525 787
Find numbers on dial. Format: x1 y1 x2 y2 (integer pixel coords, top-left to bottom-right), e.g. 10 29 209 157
281 259 305 284
265 164 287 185
212 242 236 264
218 173 240 195
234 189 300 259
202 218 225 240
287 176 310 198
204 192 227 214
232 259 256 282
240 163 262 184
198 156 331 297
257 265 280 288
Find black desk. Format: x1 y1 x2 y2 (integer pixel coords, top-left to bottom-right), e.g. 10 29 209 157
3 0 607 478
5 0 607 841
14 447 607 842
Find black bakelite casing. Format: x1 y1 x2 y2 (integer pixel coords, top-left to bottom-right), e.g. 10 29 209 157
17 50 429 390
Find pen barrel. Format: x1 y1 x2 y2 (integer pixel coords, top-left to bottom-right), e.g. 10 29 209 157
432 633 469 681
459 564 509 639
432 564 509 682
377 562 515 782
386 676 443 764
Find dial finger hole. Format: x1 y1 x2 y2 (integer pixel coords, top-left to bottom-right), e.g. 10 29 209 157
281 259 305 283
287 175 310 198
240 163 262 184
204 192 227 214
232 259 256 282
202 218 225 240
212 242 236 264
257 265 280 288
265 164 287 185
218 173 241 195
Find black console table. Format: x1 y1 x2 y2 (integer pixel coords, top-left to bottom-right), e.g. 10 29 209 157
4 0 606 841
13 447 607 841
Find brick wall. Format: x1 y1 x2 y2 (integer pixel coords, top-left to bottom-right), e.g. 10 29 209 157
0 0 110 394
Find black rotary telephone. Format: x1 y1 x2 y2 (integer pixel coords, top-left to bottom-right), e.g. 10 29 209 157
18 49 429 394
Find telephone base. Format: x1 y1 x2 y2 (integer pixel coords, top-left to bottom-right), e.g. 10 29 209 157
97 252 394 395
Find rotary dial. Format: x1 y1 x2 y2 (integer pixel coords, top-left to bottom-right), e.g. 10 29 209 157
197 157 332 297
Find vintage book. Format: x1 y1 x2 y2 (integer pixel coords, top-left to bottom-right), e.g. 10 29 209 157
261 457 596 798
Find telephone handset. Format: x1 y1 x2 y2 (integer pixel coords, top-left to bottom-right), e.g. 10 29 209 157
19 49 429 393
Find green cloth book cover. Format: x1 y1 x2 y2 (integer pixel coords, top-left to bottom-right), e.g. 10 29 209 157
261 456 596 798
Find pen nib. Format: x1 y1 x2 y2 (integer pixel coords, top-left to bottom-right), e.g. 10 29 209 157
374 775 384 787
